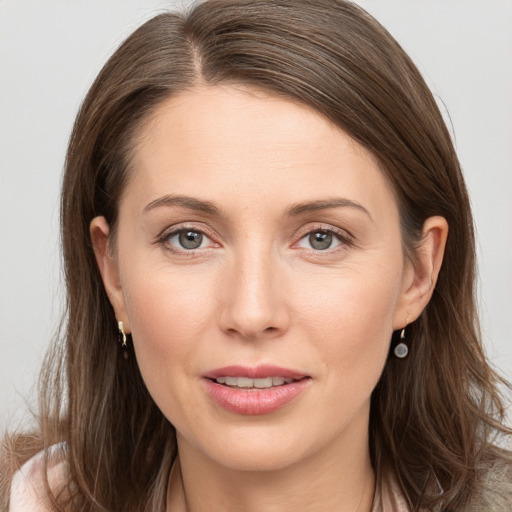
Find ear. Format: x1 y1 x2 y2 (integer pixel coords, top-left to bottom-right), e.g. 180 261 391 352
393 216 448 330
90 216 130 332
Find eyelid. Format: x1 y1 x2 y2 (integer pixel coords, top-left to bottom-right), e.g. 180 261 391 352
292 223 354 250
154 221 353 255
156 223 220 253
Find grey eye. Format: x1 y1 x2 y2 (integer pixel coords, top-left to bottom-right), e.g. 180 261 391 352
178 230 203 249
308 231 333 250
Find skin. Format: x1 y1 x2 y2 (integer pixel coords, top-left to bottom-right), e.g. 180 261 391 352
91 85 447 512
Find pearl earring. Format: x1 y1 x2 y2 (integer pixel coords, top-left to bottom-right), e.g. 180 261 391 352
394 323 409 359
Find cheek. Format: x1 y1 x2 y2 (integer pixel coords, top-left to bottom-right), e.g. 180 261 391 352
288 270 401 442
120 268 216 397
296 264 402 380
124 259 215 333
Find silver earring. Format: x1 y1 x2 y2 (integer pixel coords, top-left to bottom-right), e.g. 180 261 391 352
394 325 408 359
118 321 127 348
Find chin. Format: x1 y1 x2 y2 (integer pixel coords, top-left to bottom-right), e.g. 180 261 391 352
189 424 318 472
212 446 305 473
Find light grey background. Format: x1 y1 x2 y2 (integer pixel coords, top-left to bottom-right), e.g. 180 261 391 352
1 0 511 431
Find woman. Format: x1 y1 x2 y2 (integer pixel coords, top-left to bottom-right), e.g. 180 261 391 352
2 0 511 510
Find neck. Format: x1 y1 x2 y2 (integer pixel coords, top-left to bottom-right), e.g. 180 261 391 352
167 432 375 512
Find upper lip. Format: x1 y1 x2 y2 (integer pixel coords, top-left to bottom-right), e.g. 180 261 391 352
203 365 308 380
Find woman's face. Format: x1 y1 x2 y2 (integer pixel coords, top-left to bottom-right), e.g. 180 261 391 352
94 85 425 472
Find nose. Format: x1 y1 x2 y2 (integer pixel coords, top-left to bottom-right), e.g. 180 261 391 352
218 245 290 341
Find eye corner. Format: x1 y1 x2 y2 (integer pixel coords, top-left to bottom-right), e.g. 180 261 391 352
292 224 355 254
156 224 221 255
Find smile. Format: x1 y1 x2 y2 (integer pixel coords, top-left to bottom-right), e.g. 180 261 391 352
214 376 297 388
203 365 311 415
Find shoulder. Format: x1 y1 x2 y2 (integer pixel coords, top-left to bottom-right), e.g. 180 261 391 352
9 443 68 512
376 456 512 512
373 471 413 512
465 457 512 512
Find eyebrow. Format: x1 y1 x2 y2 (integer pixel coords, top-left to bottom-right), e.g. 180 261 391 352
286 198 372 220
143 194 372 221
143 194 221 215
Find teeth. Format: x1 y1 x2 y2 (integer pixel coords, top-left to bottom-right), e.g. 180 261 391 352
214 376 296 388
235 377 253 388
254 377 273 388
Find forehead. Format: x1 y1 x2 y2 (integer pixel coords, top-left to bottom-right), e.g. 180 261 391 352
126 85 396 217
137 85 368 160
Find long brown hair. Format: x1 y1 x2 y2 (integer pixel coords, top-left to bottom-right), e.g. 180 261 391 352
2 1 510 510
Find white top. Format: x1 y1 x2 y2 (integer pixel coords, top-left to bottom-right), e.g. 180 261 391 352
10 444 68 512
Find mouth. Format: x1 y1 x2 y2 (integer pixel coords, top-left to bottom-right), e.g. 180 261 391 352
202 366 311 415
204 365 308 385
213 376 299 389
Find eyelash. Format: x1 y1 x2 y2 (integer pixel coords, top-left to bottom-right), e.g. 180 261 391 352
156 224 218 256
156 223 353 256
293 224 354 254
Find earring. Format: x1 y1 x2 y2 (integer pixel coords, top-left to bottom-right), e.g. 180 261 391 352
394 323 409 359
118 321 127 348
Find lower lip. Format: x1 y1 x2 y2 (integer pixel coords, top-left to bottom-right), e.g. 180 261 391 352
203 378 311 415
